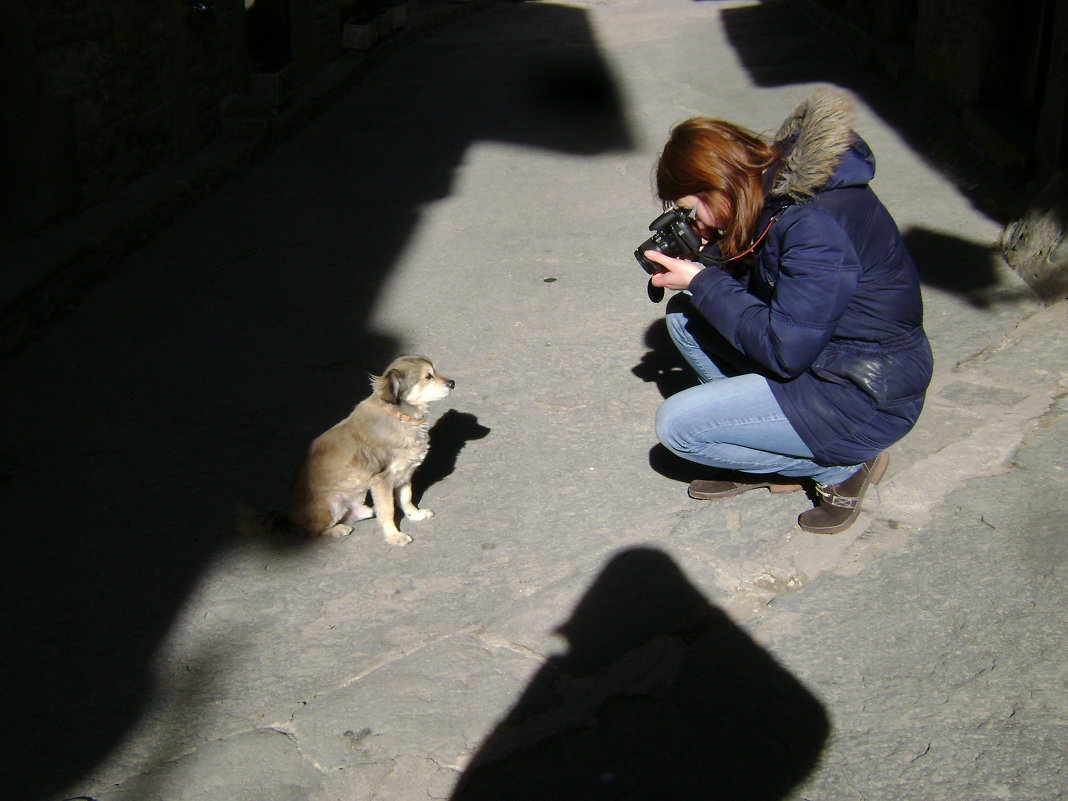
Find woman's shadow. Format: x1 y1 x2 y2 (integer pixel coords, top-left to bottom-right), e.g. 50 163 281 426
631 318 697 400
451 547 829 801
632 319 708 482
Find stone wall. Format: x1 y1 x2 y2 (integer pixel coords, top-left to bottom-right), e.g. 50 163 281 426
1 2 252 234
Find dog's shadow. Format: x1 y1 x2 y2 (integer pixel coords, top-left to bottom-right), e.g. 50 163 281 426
413 409 491 503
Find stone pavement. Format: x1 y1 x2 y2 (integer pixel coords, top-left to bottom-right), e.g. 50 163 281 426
2 1 1065 800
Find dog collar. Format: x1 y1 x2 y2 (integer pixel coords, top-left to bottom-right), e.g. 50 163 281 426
391 409 426 424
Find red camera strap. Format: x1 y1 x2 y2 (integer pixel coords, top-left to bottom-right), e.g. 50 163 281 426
722 216 778 262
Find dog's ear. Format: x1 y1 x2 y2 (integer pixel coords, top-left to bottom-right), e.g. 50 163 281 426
375 367 410 405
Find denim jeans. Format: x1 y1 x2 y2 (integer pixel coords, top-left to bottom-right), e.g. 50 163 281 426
655 294 859 485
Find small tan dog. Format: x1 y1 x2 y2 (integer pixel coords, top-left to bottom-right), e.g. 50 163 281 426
288 355 454 545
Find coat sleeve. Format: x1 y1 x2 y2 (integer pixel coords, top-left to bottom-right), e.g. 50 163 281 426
687 209 860 379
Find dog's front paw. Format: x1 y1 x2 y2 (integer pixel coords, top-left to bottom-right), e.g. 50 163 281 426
406 508 434 521
384 529 414 546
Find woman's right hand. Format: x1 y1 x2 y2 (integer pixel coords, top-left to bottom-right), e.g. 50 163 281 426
644 251 704 292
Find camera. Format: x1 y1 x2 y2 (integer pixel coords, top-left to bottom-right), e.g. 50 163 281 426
633 207 702 275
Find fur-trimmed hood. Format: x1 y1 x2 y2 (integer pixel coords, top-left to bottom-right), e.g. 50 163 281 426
770 88 873 201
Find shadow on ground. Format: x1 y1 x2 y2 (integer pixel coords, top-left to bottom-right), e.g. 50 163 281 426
413 409 492 504
0 4 631 799
451 547 829 801
904 226 1037 308
718 0 1031 304
631 318 698 400
720 1 1023 218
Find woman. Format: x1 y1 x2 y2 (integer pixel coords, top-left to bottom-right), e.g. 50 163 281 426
644 88 932 534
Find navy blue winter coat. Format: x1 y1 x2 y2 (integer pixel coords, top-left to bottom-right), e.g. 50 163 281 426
686 93 933 466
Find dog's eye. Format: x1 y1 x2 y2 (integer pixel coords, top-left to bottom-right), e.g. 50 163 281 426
426 373 434 380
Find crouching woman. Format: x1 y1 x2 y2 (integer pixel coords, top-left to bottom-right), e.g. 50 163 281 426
645 89 932 534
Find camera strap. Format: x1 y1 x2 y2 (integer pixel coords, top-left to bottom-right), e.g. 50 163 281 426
703 215 778 265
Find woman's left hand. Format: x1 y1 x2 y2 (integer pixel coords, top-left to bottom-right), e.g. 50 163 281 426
644 251 703 291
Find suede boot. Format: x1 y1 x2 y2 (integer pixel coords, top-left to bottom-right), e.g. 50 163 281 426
798 452 889 534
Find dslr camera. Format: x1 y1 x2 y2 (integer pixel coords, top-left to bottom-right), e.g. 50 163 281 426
634 207 702 274
633 207 702 302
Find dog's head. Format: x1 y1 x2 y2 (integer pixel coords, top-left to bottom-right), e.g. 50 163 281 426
373 355 454 408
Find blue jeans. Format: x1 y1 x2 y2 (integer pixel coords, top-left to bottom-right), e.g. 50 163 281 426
655 294 859 485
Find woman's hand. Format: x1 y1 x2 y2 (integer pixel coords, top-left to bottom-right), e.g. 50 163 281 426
644 250 704 292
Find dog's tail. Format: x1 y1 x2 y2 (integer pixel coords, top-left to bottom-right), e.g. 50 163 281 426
234 501 297 539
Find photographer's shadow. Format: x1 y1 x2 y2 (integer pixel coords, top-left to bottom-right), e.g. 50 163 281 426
451 547 829 801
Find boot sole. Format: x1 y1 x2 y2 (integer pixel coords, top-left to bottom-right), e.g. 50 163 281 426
689 481 803 500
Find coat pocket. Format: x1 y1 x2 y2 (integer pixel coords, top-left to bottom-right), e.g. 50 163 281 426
811 333 932 406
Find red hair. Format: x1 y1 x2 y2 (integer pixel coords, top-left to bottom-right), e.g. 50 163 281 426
656 118 778 259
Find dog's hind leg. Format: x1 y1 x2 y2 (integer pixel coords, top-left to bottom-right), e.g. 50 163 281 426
369 476 412 546
398 482 433 522
341 501 375 522
316 494 366 538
